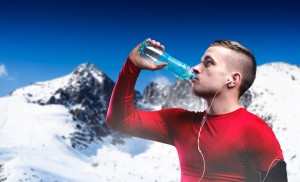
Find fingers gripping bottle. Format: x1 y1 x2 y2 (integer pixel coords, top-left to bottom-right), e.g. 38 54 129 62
138 40 196 80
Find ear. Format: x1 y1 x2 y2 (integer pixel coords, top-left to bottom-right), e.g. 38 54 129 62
227 72 241 87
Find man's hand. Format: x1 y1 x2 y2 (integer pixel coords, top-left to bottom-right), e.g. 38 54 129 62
129 38 168 70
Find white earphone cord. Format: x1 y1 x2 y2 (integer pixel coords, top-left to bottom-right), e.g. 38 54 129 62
196 81 280 182
263 159 280 182
197 82 228 182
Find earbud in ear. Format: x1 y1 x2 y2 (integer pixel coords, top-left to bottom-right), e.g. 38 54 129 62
226 79 233 84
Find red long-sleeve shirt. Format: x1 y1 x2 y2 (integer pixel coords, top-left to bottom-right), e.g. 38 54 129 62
106 58 284 181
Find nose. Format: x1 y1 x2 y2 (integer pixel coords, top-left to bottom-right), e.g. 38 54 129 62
192 64 202 74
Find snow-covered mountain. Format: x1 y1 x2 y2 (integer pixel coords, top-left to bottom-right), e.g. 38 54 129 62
0 63 179 182
246 62 300 180
0 61 299 181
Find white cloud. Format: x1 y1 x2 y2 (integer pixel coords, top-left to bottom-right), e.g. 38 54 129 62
153 76 171 85
0 64 8 78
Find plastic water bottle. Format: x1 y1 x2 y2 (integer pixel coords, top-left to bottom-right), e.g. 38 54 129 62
138 40 196 80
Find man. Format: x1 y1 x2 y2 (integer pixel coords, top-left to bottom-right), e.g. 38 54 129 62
106 38 287 181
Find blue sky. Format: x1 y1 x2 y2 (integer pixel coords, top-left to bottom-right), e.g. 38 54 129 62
0 0 299 97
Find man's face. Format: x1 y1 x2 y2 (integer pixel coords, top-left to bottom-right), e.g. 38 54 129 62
191 46 232 98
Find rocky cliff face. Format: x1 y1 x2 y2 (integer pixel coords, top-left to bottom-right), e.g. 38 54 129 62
142 79 204 111
142 78 252 112
9 63 142 150
46 63 114 141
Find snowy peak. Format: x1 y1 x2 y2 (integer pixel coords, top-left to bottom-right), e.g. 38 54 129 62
142 81 171 107
8 62 128 151
249 62 300 109
73 62 98 73
141 79 204 111
46 62 114 107
45 64 117 150
10 62 112 105
70 62 106 85
257 62 300 86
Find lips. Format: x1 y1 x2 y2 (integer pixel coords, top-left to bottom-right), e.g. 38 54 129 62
191 77 199 83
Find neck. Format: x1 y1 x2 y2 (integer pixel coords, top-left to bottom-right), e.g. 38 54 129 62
205 95 241 115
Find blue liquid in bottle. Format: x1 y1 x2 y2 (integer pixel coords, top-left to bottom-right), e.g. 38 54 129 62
138 40 196 80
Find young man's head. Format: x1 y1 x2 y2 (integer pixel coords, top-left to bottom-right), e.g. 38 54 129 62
210 40 256 97
191 40 256 99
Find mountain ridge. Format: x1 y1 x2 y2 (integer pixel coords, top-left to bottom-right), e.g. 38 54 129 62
0 61 299 181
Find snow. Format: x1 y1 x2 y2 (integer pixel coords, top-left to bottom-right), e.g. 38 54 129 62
9 63 106 104
0 95 180 182
0 61 299 181
247 62 300 181
91 144 180 182
10 74 72 103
